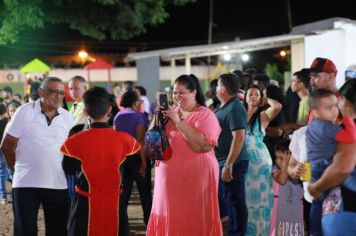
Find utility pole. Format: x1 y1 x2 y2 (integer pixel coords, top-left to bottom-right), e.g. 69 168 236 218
208 0 213 45
207 0 213 80
286 0 292 32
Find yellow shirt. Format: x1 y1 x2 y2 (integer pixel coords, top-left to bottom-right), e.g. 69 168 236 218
297 96 309 125
69 101 88 125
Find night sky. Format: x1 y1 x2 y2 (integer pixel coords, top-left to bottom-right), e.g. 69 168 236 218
1 0 356 68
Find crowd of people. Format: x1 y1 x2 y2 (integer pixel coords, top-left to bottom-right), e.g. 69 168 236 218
0 56 355 236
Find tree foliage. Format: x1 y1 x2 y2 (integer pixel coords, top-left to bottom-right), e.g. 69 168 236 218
0 0 195 44
264 62 284 85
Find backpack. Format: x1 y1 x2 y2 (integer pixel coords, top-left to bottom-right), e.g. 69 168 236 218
144 112 172 160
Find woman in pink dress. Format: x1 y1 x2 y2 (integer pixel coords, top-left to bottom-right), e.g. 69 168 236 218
146 74 222 236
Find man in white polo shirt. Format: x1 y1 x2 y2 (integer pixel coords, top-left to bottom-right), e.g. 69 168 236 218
1 77 74 236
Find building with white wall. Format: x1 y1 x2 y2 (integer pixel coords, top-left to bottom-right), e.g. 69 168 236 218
2 18 356 101
127 17 356 100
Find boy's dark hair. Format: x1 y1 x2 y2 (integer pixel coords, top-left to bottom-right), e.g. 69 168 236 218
120 91 140 108
83 87 110 119
308 89 335 109
219 73 240 96
293 68 311 88
274 138 291 152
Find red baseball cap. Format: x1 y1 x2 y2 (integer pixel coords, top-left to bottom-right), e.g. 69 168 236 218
309 57 337 75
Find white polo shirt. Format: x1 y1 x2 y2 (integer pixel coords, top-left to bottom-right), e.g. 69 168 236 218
6 99 74 189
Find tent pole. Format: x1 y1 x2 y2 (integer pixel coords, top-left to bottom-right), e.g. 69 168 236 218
108 69 112 93
87 70 91 88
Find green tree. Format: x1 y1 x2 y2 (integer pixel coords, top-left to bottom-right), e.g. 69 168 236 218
0 0 195 44
264 63 284 85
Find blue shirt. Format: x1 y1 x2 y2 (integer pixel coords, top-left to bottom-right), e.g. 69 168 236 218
306 119 341 163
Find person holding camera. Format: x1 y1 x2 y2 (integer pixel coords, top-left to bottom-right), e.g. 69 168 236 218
146 74 222 236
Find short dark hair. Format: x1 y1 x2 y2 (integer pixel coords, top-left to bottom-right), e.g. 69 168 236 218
254 73 270 89
265 85 285 107
308 89 335 109
120 91 140 108
135 86 147 96
293 68 311 88
219 73 240 96
274 138 291 152
83 87 110 119
232 69 246 90
123 81 134 91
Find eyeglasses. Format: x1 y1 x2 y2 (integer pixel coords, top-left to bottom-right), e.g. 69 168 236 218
44 88 66 97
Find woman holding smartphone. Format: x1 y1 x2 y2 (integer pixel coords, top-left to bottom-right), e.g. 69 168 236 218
146 74 223 236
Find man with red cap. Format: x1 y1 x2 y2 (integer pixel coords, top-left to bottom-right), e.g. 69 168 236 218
306 58 356 236
309 57 338 92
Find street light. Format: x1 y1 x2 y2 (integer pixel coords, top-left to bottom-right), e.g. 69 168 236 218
241 54 249 62
280 50 287 57
78 50 88 60
223 53 231 62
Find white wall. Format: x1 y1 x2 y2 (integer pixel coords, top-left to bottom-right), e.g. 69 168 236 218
343 22 356 79
304 29 346 88
304 22 356 88
0 66 210 84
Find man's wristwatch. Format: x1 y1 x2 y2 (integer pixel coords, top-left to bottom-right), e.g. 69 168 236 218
223 163 233 169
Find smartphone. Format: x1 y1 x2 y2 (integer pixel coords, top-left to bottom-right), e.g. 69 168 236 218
159 93 169 110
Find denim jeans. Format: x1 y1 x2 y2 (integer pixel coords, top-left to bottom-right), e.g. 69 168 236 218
218 179 228 218
220 160 249 236
0 153 8 199
310 161 328 236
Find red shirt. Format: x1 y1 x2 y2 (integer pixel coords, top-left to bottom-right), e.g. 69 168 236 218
61 125 140 236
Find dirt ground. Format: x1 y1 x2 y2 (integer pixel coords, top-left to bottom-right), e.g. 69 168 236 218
0 182 145 236
1 183 228 236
